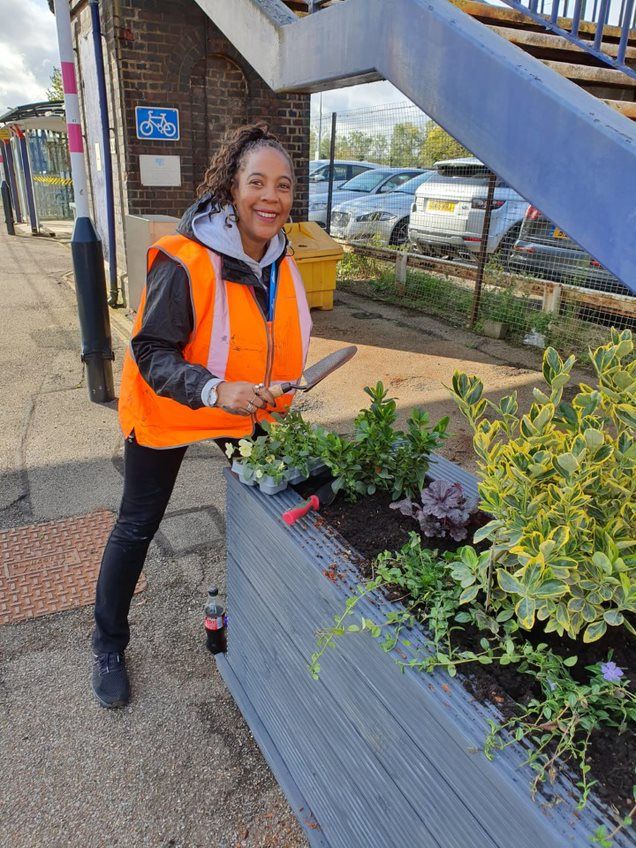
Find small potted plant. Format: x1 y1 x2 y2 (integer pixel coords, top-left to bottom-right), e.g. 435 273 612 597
255 455 289 495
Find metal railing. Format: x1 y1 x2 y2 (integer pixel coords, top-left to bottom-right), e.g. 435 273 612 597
499 0 636 76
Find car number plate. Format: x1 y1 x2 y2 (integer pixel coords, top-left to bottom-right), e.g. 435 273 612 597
427 200 456 213
552 227 567 239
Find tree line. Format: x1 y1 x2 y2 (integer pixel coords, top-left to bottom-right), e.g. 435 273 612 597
310 120 470 168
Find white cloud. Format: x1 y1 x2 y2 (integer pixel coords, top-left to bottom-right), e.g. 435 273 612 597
312 81 415 118
0 0 58 114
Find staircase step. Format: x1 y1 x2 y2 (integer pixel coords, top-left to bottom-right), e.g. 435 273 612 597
488 24 636 60
603 98 636 117
455 0 636 44
543 58 636 85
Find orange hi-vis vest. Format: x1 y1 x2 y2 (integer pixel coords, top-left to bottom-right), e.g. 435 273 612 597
118 234 312 448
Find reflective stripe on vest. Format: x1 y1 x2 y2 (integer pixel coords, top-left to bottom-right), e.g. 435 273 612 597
118 234 311 449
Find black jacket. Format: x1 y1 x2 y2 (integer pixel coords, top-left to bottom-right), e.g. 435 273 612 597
131 193 288 409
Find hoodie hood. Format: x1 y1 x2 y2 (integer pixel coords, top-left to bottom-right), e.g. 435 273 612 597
178 192 287 283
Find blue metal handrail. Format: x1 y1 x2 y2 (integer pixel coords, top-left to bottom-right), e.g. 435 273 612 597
498 0 636 77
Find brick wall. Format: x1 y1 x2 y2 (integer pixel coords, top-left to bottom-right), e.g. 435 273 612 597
72 0 309 284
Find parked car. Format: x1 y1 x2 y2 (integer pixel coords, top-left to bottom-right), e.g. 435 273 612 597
408 157 527 262
508 206 633 296
309 168 424 228
309 159 380 193
330 171 436 245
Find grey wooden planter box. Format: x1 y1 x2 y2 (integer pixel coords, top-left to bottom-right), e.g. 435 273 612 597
217 457 630 848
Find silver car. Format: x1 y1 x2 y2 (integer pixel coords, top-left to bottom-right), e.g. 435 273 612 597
309 168 424 228
408 157 528 262
330 171 436 246
309 159 380 194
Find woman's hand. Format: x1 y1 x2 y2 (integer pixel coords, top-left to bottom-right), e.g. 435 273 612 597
216 381 277 416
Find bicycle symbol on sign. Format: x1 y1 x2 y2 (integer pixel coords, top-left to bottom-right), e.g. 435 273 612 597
138 110 178 139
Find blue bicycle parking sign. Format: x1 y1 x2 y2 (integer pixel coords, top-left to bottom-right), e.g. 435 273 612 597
135 106 180 141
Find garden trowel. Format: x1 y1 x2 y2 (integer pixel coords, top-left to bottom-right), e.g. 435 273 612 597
281 479 337 526
270 346 357 398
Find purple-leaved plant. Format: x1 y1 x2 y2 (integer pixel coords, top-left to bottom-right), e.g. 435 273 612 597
391 480 476 541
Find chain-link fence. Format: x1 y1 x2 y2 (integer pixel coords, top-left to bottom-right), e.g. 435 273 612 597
309 102 635 356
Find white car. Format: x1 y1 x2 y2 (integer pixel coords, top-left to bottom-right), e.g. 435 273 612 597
330 171 436 246
408 157 528 262
309 168 424 228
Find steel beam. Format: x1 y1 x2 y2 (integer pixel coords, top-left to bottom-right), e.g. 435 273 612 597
194 0 636 293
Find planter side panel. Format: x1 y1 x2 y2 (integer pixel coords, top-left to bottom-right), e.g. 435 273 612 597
225 475 572 848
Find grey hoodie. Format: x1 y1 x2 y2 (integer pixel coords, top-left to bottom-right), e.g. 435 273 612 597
192 201 286 283
131 196 289 411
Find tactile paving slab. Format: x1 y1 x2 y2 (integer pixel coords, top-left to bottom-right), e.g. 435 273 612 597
0 510 146 626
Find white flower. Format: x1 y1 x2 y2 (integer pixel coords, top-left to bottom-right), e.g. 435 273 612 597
255 469 264 479
238 440 253 458
225 442 235 459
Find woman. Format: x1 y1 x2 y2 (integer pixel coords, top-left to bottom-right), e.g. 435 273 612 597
92 124 311 708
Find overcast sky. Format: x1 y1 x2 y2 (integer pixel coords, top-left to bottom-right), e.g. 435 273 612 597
0 0 410 118
0 0 60 114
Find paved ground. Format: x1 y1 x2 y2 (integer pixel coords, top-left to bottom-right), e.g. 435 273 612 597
0 225 577 848
0 229 308 848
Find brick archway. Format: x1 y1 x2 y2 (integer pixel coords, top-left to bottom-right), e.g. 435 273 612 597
189 53 249 193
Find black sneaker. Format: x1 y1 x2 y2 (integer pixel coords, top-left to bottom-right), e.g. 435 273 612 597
92 652 130 708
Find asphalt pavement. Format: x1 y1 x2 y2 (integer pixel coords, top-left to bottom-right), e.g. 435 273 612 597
0 228 308 848
0 222 558 848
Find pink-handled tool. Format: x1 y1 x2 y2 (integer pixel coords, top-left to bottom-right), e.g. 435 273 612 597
282 481 336 526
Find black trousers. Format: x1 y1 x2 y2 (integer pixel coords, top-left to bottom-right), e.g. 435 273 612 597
92 430 258 654
92 437 188 654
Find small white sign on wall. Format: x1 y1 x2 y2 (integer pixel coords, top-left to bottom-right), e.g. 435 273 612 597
139 154 181 187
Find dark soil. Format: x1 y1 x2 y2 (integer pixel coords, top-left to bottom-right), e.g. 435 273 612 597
295 480 636 819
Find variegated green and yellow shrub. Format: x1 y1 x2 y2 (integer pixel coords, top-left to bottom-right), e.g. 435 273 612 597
450 328 635 642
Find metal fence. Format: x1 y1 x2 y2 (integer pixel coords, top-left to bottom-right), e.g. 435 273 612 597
309 102 635 356
27 129 74 221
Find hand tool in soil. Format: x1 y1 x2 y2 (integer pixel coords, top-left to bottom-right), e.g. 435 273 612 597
270 346 357 399
282 479 337 526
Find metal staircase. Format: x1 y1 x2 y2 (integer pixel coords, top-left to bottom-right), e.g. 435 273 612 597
196 0 636 292
455 1 636 118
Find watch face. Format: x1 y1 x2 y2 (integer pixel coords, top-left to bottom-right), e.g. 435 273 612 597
208 386 218 407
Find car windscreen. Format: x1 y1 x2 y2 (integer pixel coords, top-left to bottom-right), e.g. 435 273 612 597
396 172 434 194
339 170 395 192
427 166 506 187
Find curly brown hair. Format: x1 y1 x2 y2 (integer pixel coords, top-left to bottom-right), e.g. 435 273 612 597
197 123 295 205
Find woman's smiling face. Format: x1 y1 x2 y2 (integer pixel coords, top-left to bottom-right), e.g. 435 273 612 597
231 146 294 260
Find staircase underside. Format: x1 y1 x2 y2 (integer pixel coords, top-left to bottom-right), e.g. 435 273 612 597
196 0 636 292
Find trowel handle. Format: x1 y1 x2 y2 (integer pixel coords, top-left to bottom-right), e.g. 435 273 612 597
269 382 292 399
282 495 319 526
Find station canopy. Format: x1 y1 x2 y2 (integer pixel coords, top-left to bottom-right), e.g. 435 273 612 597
0 101 66 133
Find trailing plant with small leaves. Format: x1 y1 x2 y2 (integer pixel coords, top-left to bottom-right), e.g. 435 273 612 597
311 533 635 816
450 329 636 642
391 480 477 541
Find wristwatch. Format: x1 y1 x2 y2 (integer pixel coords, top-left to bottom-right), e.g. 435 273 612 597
203 378 223 408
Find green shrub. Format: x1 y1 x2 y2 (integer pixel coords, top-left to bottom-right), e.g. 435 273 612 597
450 328 636 642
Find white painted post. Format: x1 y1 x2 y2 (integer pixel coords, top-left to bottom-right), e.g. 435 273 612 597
395 251 408 294
53 0 89 218
542 282 562 314
52 0 115 403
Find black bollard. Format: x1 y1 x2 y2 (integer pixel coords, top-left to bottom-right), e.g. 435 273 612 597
1 180 15 235
71 216 115 403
